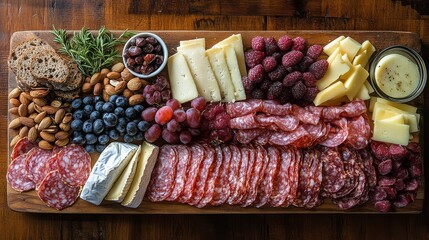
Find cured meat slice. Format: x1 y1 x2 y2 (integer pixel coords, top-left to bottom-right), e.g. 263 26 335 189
177 144 205 203
197 146 223 208
242 145 268 207
230 114 259 130
322 100 367 120
292 105 320 125
239 147 257 204
287 147 302 205
294 148 322 208
37 170 80 210
269 146 292 207
389 144 407 161
228 146 249 205
235 129 266 144
147 145 179 202
189 145 215 206
57 144 91 187
211 144 232 206
358 149 377 188
305 105 323 117
7 155 35 192
321 148 346 196
10 137 35 160
292 123 325 148
331 147 359 199
345 115 371 150
25 147 53 186
255 114 299 132
306 149 323 208
166 145 191 201
226 99 263 118
254 130 271 145
293 149 313 207
269 126 308 146
261 100 292 116
254 146 280 208
319 118 348 147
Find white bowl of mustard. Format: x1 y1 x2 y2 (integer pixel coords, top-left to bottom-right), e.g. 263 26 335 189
369 45 427 103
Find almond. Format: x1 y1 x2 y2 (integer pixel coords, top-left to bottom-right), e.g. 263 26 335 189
93 83 102 96
123 89 133 98
8 118 21 129
18 103 28 117
19 126 29 138
84 76 91 83
10 98 20 107
100 68 110 78
121 68 134 81
90 72 102 86
27 102 35 114
82 82 92 93
54 109 65 124
55 131 69 140
40 131 56 142
8 107 19 115
109 79 120 87
59 122 70 131
30 88 49 98
105 84 116 95
8 88 21 99
62 113 73 124
28 127 38 142
38 117 52 131
10 135 21 147
34 111 47 124
115 81 126 93
43 126 58 134
107 71 121 79
111 62 125 73
19 117 36 127
39 140 53 150
103 77 110 86
20 92 33 101
28 112 38 119
55 138 69 147
127 77 142 91
102 90 110 102
129 94 144 106
33 97 47 107
42 106 58 115
50 100 62 108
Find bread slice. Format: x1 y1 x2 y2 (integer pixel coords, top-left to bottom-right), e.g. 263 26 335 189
30 51 69 84
48 61 83 91
8 37 53 74
16 46 49 90
54 88 80 101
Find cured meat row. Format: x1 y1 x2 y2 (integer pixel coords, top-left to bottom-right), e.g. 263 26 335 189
7 138 91 210
145 143 376 209
227 99 371 150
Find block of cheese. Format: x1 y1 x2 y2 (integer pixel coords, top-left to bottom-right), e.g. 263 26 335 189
122 142 159 208
180 38 205 48
380 114 405 124
372 120 410 145
344 64 369 100
212 34 247 77
375 109 401 121
177 43 221 102
317 54 351 90
319 95 348 107
364 80 374 94
314 81 347 106
206 47 236 102
372 97 418 113
354 40 376 66
105 145 142 202
80 142 138 205
373 102 419 132
220 44 246 100
340 36 362 61
167 53 199 103
327 47 342 64
356 84 370 100
323 35 345 56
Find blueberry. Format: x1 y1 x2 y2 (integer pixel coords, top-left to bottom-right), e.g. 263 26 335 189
126 122 138 136
90 111 101 120
124 134 134 143
95 101 104 111
115 96 128 108
125 107 137 119
138 121 150 131
71 98 83 109
116 120 126 133
93 119 105 134
82 120 93 133
102 102 115 113
95 144 107 153
98 134 109 145
72 135 86 145
83 96 93 105
109 94 119 104
133 104 144 113
85 144 95 153
134 131 144 141
71 119 83 131
114 107 125 116
73 130 83 138
85 133 98 145
103 113 118 127
83 105 94 118
94 96 102 103
109 129 120 140
73 109 84 120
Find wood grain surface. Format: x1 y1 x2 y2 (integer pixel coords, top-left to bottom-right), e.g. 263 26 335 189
1 0 429 239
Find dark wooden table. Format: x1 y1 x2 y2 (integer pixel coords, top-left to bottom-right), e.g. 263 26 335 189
1 0 429 239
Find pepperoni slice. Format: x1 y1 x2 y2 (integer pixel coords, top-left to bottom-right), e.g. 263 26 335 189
269 126 308 146
269 146 293 207
242 145 268 207
319 118 348 147
292 105 320 125
230 114 259 129
166 145 191 201
10 137 35 160
7 155 35 192
189 145 215 206
197 146 223 208
345 115 371 150
226 99 263 118
211 144 232 206
57 144 91 187
177 144 205 203
254 146 280 208
25 147 53 187
261 100 292 116
321 148 346 194
227 145 244 205
37 171 80 210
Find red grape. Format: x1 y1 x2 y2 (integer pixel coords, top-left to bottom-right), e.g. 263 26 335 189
155 106 173 125
179 130 192 144
173 109 186 123
188 128 200 136
161 89 171 102
186 108 201 128
155 76 170 89
162 129 179 143
144 124 161 143
166 119 179 132
191 97 206 111
166 99 181 110
143 85 155 95
141 107 158 122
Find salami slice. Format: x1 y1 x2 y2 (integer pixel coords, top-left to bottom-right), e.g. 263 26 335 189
230 114 259 130
228 146 248 205
253 130 271 145
189 145 215 206
238 147 257 204
37 170 80 210
305 149 323 208
10 137 35 160
254 146 280 208
43 146 63 175
242 145 268 207
331 147 359 199
235 129 266 144
211 144 232 206
319 118 348 147
321 148 346 195
292 105 320 125
269 146 292 207
255 114 299 132
25 147 53 187
166 145 191 201
226 99 263 118
269 126 308 146
7 155 35 192
57 144 91 187
359 149 377 188
197 146 223 208
345 115 371 150
293 149 315 207
177 144 205 203
261 100 292 116
340 99 367 118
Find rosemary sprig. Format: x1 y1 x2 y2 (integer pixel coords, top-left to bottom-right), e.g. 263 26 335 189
52 26 134 76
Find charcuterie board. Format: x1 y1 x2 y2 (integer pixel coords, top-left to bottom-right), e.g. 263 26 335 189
7 30 424 214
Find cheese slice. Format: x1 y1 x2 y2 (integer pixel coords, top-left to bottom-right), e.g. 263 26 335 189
206 48 236 102
356 84 370 100
343 64 369 100
364 80 374 94
80 142 138 205
314 81 347 106
375 97 417 113
327 47 342 64
317 54 351 90
220 44 246 100
167 53 199 103
105 145 142 202
180 38 205 48
354 40 376 67
177 43 221 102
323 35 345 56
372 121 410 145
380 114 405 124
375 109 400 121
212 34 247 77
319 95 348 107
122 142 159 208
340 36 362 61
373 102 419 132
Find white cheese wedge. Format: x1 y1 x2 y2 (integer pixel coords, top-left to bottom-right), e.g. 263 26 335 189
356 84 370 100
212 34 247 77
323 35 345 56
220 44 246 100
177 43 221 102
206 48 236 102
372 121 410 145
105 145 142 202
122 142 159 208
317 54 351 90
167 53 199 103
314 81 347 106
80 142 138 205
340 36 362 61
180 38 205 48
343 64 369 100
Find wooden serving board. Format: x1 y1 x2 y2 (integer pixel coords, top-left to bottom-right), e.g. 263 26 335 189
7 30 424 214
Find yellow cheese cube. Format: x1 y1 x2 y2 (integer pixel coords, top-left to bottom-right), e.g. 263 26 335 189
317 54 351 90
313 81 347 106
343 65 369 100
372 121 410 145
356 84 370 100
340 37 362 61
323 36 345 56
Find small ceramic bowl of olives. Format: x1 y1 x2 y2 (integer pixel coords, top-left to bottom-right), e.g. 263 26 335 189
122 32 168 79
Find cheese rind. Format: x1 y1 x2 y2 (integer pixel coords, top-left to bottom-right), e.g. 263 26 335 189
372 121 410 145
167 53 199 103
206 48 236 102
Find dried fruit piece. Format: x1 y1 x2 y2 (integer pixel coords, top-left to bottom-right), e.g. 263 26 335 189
251 36 265 51
291 81 306 100
308 59 329 79
245 50 265 68
282 50 304 68
248 64 265 83
262 56 277 72
277 35 293 52
283 71 303 87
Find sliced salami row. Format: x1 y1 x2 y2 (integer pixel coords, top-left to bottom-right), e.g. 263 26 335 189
146 143 375 209
228 99 370 149
7 140 91 210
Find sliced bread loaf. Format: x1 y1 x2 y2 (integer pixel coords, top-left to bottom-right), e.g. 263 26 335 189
16 46 49 90
30 51 69 84
54 88 80 101
48 61 83 91
8 37 53 74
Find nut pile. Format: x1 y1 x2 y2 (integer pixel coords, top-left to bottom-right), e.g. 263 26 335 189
8 88 72 150
81 62 147 106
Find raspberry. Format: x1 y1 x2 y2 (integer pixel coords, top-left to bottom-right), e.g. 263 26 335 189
277 35 293 51
292 36 306 51
272 52 283 64
251 88 265 99
302 72 317 87
268 65 287 82
259 79 272 91
242 76 255 92
283 71 303 87
248 64 265 83
245 50 265 68
291 81 307 100
303 87 318 102
264 37 280 56
307 45 323 60
299 56 314 72
282 50 304 68
251 36 265 51
278 87 292 104
267 81 283 100
308 59 329 79
262 56 277 72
